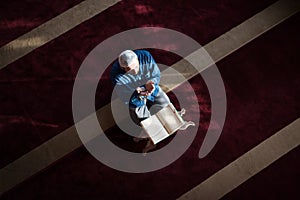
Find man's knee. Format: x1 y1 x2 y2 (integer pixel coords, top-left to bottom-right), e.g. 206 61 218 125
129 106 150 125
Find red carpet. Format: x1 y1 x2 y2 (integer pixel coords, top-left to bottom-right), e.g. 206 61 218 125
0 0 85 46
0 0 299 199
0 0 278 168
222 147 300 200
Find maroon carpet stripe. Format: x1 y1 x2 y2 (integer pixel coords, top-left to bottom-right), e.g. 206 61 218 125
1 8 299 200
0 0 85 47
221 147 300 200
0 0 278 168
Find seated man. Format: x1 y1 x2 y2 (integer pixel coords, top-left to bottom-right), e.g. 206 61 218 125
110 49 170 152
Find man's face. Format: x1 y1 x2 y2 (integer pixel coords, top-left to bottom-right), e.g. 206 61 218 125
121 58 139 75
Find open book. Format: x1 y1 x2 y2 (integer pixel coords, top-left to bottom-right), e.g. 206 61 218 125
140 103 185 144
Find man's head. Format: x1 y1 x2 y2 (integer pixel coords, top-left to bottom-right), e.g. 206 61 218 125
118 50 139 74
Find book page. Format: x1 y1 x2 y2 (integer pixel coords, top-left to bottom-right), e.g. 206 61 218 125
156 104 185 134
140 115 169 144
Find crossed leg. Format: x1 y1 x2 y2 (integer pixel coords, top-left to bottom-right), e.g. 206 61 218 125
129 87 170 153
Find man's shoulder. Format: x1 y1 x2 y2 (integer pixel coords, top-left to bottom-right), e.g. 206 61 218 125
110 59 123 84
134 49 152 57
112 58 120 68
134 50 153 63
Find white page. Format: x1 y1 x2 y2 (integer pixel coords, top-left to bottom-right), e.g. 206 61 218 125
141 115 169 144
156 104 184 134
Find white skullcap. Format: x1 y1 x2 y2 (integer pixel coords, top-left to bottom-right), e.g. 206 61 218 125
118 50 138 68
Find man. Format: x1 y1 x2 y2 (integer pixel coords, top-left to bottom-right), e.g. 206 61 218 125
110 49 170 152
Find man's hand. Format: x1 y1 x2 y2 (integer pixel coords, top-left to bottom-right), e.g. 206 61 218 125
136 86 148 96
136 80 155 97
145 80 155 94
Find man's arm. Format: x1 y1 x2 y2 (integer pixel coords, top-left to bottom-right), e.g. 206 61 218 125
140 51 160 97
111 68 147 107
147 52 161 85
